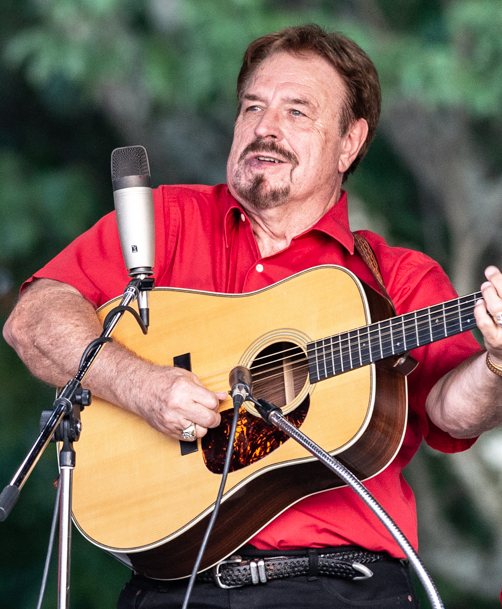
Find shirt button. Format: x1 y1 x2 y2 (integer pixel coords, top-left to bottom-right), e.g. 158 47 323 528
240 214 246 222
256 264 264 273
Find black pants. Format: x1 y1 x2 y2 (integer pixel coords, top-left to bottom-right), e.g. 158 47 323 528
117 558 419 609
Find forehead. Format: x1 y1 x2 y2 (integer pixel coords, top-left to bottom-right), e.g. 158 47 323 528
243 51 347 110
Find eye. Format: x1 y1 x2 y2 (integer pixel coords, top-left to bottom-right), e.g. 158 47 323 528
290 108 306 117
245 105 261 113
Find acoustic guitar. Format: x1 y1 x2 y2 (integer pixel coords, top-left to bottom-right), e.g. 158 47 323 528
69 265 479 579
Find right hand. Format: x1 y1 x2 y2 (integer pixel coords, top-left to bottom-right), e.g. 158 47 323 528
134 364 227 440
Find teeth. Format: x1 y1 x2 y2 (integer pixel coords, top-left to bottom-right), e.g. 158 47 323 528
257 156 280 163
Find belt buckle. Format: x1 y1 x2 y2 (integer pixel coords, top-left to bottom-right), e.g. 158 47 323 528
212 556 244 589
352 562 373 580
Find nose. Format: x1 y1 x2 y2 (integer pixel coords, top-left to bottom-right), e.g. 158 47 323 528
254 107 283 140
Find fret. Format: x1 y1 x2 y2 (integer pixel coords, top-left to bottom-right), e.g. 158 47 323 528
374 322 383 360
459 295 477 331
429 303 447 342
349 330 361 369
368 325 380 362
403 313 418 351
307 342 319 383
328 335 336 378
378 319 393 359
416 311 431 347
340 332 351 373
390 317 406 354
321 337 329 380
333 336 343 374
378 323 384 359
445 305 461 337
359 327 371 366
324 336 335 378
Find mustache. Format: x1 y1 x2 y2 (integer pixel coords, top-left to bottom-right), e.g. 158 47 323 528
238 138 299 166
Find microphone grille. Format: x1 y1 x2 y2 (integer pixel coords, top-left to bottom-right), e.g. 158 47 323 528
111 145 151 181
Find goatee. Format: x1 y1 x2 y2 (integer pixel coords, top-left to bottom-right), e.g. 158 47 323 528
233 173 291 210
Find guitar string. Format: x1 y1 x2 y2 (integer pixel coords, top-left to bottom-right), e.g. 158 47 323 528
248 293 481 374
251 293 480 373
245 295 479 375
196 295 480 391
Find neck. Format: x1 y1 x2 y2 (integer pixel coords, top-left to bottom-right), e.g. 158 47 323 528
242 189 342 258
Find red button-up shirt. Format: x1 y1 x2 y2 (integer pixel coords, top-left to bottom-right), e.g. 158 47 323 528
28 184 480 556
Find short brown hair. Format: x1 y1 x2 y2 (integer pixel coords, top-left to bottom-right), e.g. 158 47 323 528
236 24 381 178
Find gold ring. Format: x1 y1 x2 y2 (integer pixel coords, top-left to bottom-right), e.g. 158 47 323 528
181 423 197 441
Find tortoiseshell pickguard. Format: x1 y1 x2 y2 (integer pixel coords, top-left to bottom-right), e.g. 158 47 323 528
202 396 310 474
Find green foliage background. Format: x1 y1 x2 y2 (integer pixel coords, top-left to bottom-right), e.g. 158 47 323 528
1 1 502 607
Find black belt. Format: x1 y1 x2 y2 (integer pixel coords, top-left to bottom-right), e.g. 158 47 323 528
196 547 386 589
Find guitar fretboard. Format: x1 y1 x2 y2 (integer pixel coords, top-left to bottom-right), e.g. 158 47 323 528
307 292 481 383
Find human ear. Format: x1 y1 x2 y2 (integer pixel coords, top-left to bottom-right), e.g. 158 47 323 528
338 118 369 174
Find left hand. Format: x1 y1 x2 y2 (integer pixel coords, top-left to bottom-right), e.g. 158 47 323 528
475 266 502 365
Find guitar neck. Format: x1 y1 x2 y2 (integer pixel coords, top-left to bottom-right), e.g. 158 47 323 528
307 291 481 383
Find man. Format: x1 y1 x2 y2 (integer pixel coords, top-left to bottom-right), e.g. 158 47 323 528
4 24 502 609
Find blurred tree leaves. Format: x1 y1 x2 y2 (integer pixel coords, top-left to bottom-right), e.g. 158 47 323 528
1 1 502 607
0 152 100 262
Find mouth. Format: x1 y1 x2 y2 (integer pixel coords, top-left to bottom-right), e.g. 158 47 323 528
254 155 285 164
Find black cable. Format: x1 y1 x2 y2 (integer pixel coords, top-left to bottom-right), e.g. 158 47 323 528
78 302 147 377
181 401 241 609
78 337 114 371
103 305 147 335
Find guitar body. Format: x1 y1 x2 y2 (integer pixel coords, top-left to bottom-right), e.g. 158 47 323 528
71 265 407 579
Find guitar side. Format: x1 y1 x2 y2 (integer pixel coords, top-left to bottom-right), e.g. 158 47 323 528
70 265 407 579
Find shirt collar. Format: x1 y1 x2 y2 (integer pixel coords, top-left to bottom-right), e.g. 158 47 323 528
223 187 354 254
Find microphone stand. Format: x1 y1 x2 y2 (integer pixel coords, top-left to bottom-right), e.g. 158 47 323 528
251 396 445 609
0 274 153 609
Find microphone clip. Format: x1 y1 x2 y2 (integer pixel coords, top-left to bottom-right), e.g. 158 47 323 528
125 275 155 331
127 275 155 293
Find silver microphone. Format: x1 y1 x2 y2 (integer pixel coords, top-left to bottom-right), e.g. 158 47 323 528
111 145 155 276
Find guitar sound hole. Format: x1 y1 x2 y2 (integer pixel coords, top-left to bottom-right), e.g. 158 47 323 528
202 341 310 474
250 341 308 408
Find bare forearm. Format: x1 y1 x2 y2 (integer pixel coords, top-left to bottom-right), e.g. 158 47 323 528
426 351 502 438
427 267 502 438
3 279 106 386
4 280 139 408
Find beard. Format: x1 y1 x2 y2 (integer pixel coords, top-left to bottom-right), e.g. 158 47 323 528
232 172 291 210
231 138 297 210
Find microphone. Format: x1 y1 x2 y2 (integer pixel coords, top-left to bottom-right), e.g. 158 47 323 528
111 145 155 275
229 366 252 408
111 145 155 327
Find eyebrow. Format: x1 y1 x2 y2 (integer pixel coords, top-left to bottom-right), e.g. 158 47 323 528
243 93 313 108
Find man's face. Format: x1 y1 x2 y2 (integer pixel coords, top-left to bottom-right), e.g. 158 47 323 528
226 51 354 212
